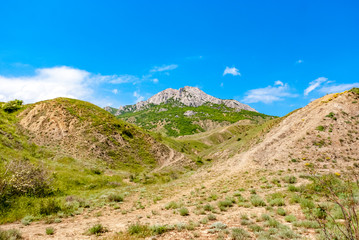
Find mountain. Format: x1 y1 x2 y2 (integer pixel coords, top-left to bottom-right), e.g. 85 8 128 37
115 86 256 114
107 86 273 137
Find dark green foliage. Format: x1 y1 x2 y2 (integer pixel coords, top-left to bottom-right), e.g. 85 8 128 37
349 87 359 95
39 198 62 215
316 125 325 131
1 100 23 113
326 112 337 120
116 101 274 137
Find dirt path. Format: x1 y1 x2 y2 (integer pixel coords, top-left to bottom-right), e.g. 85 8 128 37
1 151 254 240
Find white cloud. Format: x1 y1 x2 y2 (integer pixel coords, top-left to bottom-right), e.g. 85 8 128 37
242 82 297 104
274 80 284 86
296 59 303 64
319 83 359 94
223 66 241 76
304 77 328 96
133 91 144 103
0 66 93 103
153 78 159 83
150 64 178 72
0 66 140 104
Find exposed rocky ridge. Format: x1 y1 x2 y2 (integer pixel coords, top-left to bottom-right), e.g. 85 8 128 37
111 86 256 115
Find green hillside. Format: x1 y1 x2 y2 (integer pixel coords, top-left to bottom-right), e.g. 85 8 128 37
117 101 275 137
0 99 186 223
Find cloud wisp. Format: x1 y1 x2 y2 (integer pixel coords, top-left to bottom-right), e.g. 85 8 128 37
150 64 178 72
223 66 241 76
319 83 359 94
242 82 297 104
304 77 328 96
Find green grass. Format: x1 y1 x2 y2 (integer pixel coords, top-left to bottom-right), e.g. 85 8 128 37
88 224 107 235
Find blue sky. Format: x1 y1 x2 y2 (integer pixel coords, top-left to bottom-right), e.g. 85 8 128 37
0 0 358 116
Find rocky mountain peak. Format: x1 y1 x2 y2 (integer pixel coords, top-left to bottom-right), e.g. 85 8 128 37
111 86 257 115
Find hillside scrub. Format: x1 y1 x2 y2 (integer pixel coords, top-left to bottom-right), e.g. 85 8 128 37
117 101 274 137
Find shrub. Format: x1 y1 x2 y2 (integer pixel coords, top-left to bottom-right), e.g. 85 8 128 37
21 215 35 226
178 207 189 216
39 198 62 216
284 214 297 222
211 222 227 230
208 214 217 221
0 228 22 240
45 227 54 235
287 184 299 192
269 198 285 207
150 224 171 235
128 223 151 237
165 201 180 210
203 204 214 212
293 220 319 229
3 160 52 197
250 195 266 207
316 125 325 131
283 176 297 184
88 224 107 235
218 198 234 209
276 208 286 216
1 99 23 113
108 193 124 202
249 224 263 232
231 227 250 240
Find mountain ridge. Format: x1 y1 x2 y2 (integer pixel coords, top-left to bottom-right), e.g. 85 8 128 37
109 86 256 115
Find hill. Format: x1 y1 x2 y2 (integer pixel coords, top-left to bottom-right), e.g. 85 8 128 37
108 86 274 137
2 89 359 240
0 98 188 224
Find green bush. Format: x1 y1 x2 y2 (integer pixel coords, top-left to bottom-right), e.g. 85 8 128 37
276 207 286 216
1 99 23 113
107 193 124 202
250 195 266 207
283 176 297 184
128 223 151 237
88 224 107 235
231 227 250 240
45 227 54 235
0 228 22 240
39 198 62 216
178 207 189 216
284 214 297 222
165 201 180 210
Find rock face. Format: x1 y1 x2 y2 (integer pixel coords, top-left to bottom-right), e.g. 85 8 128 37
112 86 256 115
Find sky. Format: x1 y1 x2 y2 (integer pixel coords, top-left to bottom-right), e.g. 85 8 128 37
0 0 358 116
